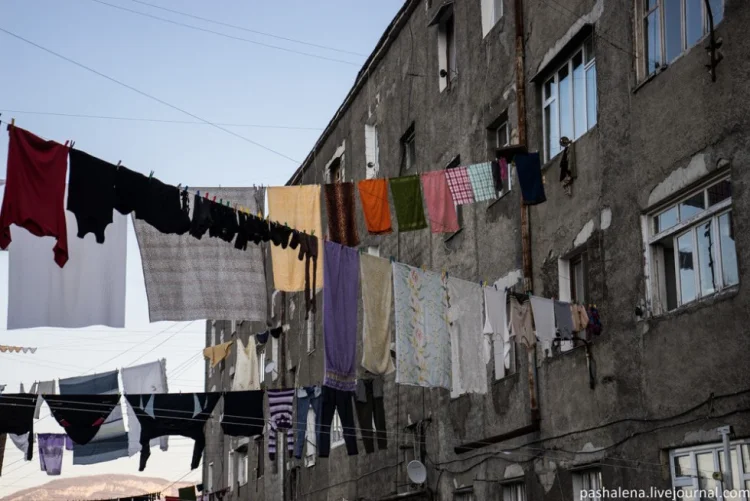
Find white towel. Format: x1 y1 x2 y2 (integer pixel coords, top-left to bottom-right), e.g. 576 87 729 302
447 277 488 395
530 296 556 353
483 287 510 379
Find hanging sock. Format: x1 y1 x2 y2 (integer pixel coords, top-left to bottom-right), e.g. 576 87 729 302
0 125 69 267
202 340 234 368
189 194 213 240
134 177 191 235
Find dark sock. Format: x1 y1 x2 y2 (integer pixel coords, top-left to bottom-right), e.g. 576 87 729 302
289 230 301 250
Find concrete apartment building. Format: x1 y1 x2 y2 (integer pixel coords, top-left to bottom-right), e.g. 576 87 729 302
204 0 750 500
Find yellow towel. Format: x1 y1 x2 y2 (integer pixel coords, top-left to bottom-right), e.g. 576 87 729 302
268 185 324 292
203 340 234 368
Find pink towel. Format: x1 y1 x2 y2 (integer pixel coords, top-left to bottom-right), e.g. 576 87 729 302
421 171 459 233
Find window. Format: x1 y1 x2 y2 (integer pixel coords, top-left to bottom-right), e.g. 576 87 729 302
503 482 527 501
230 320 237 335
570 253 588 304
573 468 602 501
365 124 380 179
304 408 317 467
487 114 513 195
453 487 474 501
255 437 264 478
207 462 214 492
402 124 416 171
671 440 750 500
326 142 346 183
258 349 266 385
445 155 463 233
329 157 342 183
437 12 457 91
648 177 736 313
228 450 235 490
367 245 380 257
641 0 724 76
481 0 504 36
542 37 597 160
331 411 345 449
238 451 248 486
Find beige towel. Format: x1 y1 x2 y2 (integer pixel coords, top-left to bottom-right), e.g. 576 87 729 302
360 254 395 375
268 186 324 292
203 340 234 368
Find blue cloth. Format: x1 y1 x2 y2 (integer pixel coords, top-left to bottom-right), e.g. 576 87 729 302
294 386 322 459
514 153 546 205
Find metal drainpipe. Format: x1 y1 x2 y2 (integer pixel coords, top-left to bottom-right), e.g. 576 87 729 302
280 291 287 501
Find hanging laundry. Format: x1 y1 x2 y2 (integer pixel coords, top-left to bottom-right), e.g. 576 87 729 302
30 380 56 419
232 338 260 391
267 185 324 293
65 435 74 451
445 166 476 206
325 182 360 246
357 178 393 235
44 394 122 446
67 149 117 244
121 360 169 457
133 187 267 322
267 389 295 461
0 345 37 353
220 390 264 437
318 386 357 457
0 125 69 267
389 176 427 231
234 211 250 250
189 193 213 239
530 296 556 352
125 393 220 471
509 295 535 349
178 486 197 501
294 386 321 459
514 153 547 205
572 304 589 333
420 171 459 234
133 176 191 235
354 378 387 453
8 432 30 458
359 254 395 375
255 330 270 345
467 162 498 202
113 166 149 216
7 199 127 330
586 306 602 338
392 263 452 389
299 233 320 318
554 300 574 339
38 433 65 475
269 326 283 338
483 287 510 379
323 241 359 392
58 371 129 465
0 433 5 476
447 277 488 395
202 340 234 368
268 221 293 248
208 202 239 243
491 159 504 193
0 394 38 460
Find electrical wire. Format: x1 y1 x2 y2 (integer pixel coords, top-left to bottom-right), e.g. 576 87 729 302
129 0 368 57
0 26 301 164
0 109 324 130
88 0 361 67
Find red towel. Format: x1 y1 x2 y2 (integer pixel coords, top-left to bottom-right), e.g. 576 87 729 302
0 125 69 267
421 171 459 233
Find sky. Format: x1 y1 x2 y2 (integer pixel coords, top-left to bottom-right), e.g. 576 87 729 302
0 0 402 497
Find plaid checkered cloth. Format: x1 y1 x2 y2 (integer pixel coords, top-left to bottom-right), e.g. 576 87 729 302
468 162 497 202
444 166 475 205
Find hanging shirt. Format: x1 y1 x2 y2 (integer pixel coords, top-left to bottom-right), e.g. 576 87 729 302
0 125 69 267
67 148 117 244
530 296 556 352
483 287 510 379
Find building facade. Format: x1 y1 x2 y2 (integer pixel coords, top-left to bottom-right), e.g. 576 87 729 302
204 0 750 500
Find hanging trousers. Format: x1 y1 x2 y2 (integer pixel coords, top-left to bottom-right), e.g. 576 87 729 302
355 378 387 453
318 386 357 457
294 386 322 459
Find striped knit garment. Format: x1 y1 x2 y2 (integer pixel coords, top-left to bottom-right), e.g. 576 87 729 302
267 389 295 460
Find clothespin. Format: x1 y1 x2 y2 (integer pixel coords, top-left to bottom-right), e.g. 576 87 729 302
219 198 223 205
148 170 154 180
116 160 122 167
70 140 75 148
205 192 209 199
311 230 315 236
494 284 498 290
185 186 189 193
177 184 181 190
197 190 201 197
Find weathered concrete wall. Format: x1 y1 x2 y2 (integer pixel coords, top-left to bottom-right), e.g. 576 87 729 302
203 0 750 499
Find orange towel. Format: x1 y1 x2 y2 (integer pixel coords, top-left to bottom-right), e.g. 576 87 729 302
358 179 393 235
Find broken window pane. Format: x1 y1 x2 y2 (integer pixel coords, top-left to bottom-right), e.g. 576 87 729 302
678 232 696 303
664 0 683 63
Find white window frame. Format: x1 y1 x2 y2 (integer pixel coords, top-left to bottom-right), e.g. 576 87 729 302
331 411 345 449
403 127 416 171
228 450 235 491
304 408 317 467
573 468 602 501
271 336 279 382
306 316 315 354
639 0 724 78
503 481 527 501
646 176 736 314
670 440 750 500
238 450 249 486
542 37 597 161
258 349 266 385
488 118 513 196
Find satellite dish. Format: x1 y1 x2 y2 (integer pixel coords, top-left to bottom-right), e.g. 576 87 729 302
407 460 427 484
265 360 277 374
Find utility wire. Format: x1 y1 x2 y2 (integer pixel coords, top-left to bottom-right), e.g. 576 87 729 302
89 0 361 67
129 0 368 57
0 26 301 164
0 109 324 131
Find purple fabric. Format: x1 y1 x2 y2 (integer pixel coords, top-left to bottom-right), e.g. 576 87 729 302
38 433 65 475
323 241 360 392
65 436 74 451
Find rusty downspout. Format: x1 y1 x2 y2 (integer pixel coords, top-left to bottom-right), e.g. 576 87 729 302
514 0 541 423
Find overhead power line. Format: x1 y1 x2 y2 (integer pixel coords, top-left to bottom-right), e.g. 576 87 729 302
0 26 301 164
0 109 324 131
89 0 361 67
130 0 368 57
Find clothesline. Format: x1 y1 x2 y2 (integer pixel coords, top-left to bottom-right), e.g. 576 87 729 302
0 345 37 353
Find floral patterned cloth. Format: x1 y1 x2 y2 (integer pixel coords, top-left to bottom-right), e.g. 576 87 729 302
392 263 452 389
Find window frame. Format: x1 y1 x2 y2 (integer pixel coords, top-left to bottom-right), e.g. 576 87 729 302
365 124 380 179
306 316 315 354
436 11 457 91
228 450 235 491
570 253 588 305
502 481 527 501
238 450 249 486
572 468 603 501
207 462 214 492
647 176 736 313
639 0 725 78
541 37 597 161
255 436 264 479
304 408 317 467
670 440 750 500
